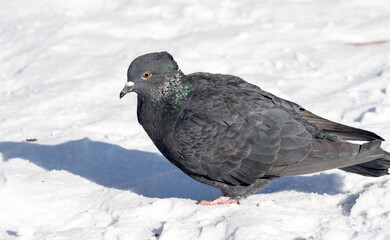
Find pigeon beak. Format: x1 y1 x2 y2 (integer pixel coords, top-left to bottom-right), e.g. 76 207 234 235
119 81 135 99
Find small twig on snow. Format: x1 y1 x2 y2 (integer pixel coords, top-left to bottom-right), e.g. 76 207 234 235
348 40 390 46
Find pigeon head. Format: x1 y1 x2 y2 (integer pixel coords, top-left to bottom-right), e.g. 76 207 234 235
119 51 179 99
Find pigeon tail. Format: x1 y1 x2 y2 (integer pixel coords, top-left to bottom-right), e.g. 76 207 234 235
340 148 390 177
279 140 385 176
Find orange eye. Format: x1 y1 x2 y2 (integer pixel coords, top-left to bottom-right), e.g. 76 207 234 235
142 72 151 79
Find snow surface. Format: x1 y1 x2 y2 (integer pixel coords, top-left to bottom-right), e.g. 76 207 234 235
1 0 390 239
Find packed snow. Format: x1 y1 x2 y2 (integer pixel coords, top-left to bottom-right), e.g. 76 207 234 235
1 0 390 239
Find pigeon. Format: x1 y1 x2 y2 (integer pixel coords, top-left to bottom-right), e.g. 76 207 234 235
120 51 390 205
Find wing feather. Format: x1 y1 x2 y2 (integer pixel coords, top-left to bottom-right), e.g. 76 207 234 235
299 109 384 141
173 76 314 187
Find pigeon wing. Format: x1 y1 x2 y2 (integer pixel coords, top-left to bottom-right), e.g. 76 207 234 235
172 75 313 187
298 109 384 141
255 90 384 141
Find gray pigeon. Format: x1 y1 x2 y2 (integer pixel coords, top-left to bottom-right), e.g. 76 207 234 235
120 51 390 205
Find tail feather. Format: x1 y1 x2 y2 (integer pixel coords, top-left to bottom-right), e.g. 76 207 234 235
340 150 390 177
279 140 388 177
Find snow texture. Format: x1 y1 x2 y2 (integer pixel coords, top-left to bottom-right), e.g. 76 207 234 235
1 0 390 239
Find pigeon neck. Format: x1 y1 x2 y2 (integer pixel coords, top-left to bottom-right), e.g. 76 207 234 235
137 71 193 138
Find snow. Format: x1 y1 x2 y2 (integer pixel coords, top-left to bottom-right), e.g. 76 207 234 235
1 0 390 239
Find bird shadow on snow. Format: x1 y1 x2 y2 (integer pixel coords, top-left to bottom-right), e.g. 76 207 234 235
0 138 345 200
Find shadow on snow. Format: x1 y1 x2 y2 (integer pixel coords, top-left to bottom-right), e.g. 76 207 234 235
0 138 345 200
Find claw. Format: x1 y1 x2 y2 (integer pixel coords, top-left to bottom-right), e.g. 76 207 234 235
197 196 239 205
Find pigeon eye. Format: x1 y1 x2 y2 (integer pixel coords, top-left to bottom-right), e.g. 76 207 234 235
142 72 152 79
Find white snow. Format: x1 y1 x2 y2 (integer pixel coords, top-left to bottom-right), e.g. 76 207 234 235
1 0 390 239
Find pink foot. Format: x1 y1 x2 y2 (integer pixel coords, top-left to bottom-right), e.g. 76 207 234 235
197 196 239 205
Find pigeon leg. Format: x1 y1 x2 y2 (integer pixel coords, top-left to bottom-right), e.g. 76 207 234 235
197 196 239 205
